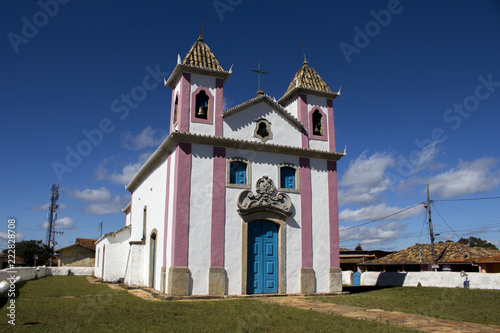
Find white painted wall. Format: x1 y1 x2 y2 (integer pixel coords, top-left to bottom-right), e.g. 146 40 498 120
126 156 168 290
360 271 500 290
0 267 94 283
95 227 131 282
310 158 330 293
188 144 213 295
223 103 301 148
283 99 298 119
224 149 305 294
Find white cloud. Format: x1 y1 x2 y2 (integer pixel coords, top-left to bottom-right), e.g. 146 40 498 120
42 216 75 230
340 221 404 245
69 187 111 202
68 186 128 215
83 195 127 214
29 202 68 211
339 203 423 222
123 126 167 151
223 97 233 110
338 151 395 205
97 153 150 185
427 158 500 199
0 231 24 242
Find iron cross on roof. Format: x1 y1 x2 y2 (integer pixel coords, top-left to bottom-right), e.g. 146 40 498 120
251 62 269 94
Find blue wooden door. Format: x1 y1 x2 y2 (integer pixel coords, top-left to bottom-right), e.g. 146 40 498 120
353 271 360 286
247 220 278 294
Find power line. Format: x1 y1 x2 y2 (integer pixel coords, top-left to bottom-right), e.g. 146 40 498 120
432 202 461 240
339 202 425 232
434 196 500 202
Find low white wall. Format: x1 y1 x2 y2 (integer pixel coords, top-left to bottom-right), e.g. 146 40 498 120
342 270 353 285
359 271 500 290
0 267 94 283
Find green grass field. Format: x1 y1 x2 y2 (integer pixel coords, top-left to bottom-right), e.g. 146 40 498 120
1 276 413 332
313 286 500 326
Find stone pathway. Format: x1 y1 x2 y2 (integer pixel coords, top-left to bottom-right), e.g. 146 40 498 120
262 296 500 332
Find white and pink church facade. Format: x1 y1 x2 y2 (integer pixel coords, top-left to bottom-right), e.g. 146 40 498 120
94 37 345 296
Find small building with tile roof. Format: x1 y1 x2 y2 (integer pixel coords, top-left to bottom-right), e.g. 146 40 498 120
56 238 97 267
358 242 500 272
95 36 345 296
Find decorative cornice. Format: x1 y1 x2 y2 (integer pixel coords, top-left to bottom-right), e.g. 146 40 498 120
222 93 303 130
165 63 231 88
278 86 340 106
237 176 292 219
125 132 346 193
122 202 131 214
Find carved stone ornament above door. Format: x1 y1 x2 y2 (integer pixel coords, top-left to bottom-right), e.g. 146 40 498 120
237 176 292 218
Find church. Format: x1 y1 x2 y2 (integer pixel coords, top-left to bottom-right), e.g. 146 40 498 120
94 36 346 296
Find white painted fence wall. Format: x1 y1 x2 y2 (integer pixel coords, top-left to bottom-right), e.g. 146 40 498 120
342 271 500 290
0 267 94 283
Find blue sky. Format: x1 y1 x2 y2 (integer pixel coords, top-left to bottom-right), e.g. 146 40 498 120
1 0 499 252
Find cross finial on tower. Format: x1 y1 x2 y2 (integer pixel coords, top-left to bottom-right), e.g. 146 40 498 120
302 42 308 65
250 62 269 95
199 17 204 41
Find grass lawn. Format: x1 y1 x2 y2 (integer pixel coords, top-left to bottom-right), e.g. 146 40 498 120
313 286 500 326
0 276 414 332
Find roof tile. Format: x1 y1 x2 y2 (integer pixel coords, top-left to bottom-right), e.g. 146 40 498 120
368 242 500 264
182 37 224 71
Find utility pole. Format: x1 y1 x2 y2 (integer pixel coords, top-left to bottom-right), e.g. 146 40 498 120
99 221 103 238
426 184 438 270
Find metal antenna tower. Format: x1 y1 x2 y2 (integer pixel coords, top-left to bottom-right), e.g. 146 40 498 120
45 184 60 248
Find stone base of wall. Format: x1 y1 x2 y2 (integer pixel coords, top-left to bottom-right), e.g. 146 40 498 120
300 267 315 294
168 266 190 296
329 267 342 292
208 267 226 295
160 266 167 293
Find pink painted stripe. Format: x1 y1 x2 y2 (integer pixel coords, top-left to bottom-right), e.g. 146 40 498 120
327 160 340 267
210 147 226 267
163 154 172 267
327 99 336 152
215 78 224 137
179 73 191 133
298 94 309 149
299 157 313 268
171 143 192 267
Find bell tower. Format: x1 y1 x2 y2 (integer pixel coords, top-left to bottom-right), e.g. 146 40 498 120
164 36 231 137
278 56 340 152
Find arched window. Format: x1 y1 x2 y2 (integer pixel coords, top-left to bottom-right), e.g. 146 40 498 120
312 110 323 136
195 90 209 119
173 95 178 124
230 161 247 185
280 167 296 189
142 206 147 240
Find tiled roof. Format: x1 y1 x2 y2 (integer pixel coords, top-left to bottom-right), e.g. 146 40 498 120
56 238 97 252
449 254 500 264
284 61 334 95
367 242 500 264
182 37 224 71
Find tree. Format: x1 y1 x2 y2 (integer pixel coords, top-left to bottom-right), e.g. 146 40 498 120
458 237 499 250
2 240 52 266
355 243 363 251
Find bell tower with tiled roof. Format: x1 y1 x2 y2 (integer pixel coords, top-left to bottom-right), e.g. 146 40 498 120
165 36 231 137
278 56 340 153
